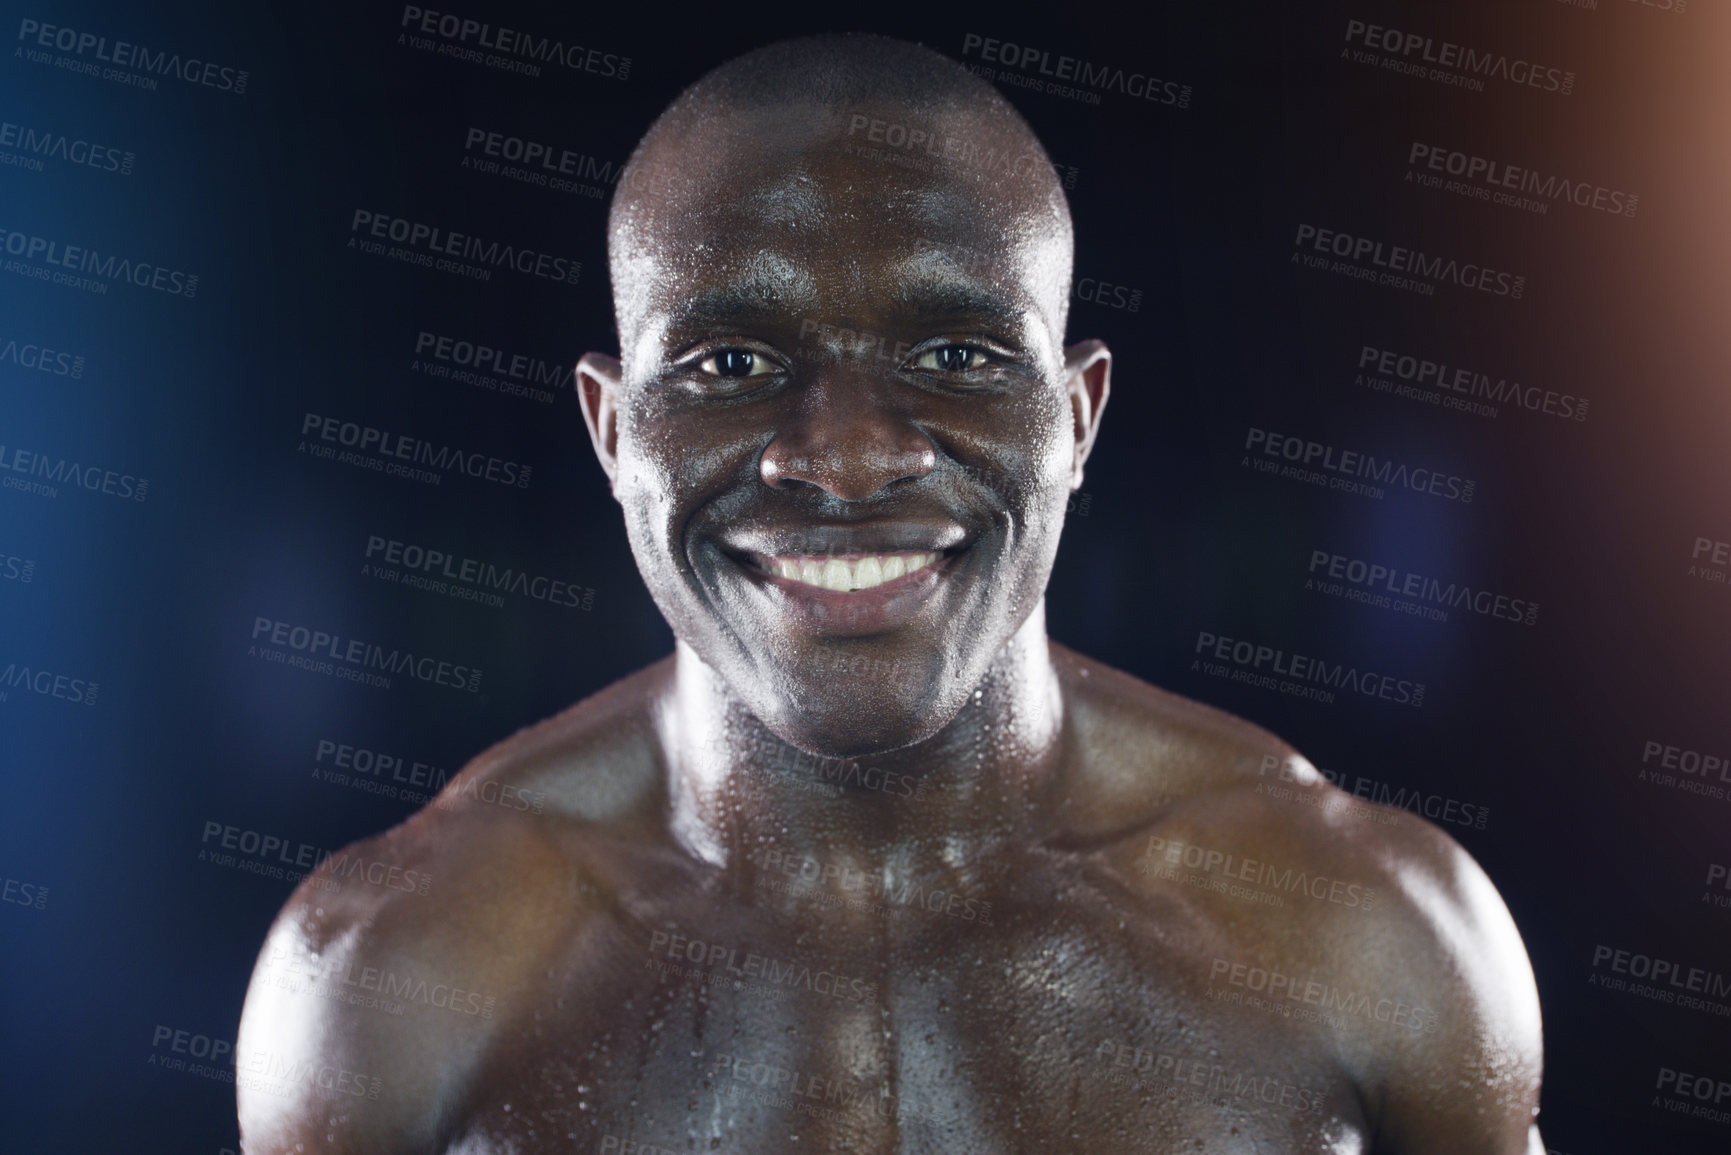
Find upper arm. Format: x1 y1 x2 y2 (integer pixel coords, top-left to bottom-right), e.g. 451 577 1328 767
235 854 464 1154
236 802 604 1153
1360 821 1545 1154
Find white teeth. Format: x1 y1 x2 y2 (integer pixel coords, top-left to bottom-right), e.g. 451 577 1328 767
766 551 940 592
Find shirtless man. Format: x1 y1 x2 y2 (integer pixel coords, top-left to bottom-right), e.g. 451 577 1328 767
238 34 1544 1154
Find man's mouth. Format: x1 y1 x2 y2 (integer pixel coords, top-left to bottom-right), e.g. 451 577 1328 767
749 550 945 592
717 532 969 635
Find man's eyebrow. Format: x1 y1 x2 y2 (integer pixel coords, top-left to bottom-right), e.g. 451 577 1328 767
888 265 1031 332
664 260 820 332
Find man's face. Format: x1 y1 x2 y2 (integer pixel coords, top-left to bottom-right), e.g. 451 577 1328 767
584 98 1106 758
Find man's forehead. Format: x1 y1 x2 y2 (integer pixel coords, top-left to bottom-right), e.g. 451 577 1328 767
611 99 1071 342
655 250 1040 329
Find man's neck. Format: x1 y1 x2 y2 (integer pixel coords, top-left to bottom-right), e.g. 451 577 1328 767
657 604 1069 883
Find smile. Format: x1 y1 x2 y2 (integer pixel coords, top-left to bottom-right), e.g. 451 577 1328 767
751 551 944 592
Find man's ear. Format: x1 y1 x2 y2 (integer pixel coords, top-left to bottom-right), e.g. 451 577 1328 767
1061 338 1111 489
576 352 623 498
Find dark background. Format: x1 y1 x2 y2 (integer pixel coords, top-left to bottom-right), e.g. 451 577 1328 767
3 0 1728 1151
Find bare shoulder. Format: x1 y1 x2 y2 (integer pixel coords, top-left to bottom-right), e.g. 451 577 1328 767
1046 641 1301 844
1054 643 1543 1150
438 654 675 825
237 658 677 1154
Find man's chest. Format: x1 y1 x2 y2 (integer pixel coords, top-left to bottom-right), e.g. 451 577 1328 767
440 872 1372 1154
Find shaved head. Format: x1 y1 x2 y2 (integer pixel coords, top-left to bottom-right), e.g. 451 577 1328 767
606 33 1076 356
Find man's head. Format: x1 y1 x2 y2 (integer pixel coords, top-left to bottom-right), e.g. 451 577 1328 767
577 33 1111 759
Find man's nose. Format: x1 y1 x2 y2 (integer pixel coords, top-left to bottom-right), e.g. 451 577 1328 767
759 373 937 501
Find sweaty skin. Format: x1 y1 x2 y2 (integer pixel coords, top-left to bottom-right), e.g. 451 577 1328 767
238 36 1543 1155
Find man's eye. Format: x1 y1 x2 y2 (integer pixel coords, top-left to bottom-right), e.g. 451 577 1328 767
697 350 775 378
911 345 987 373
